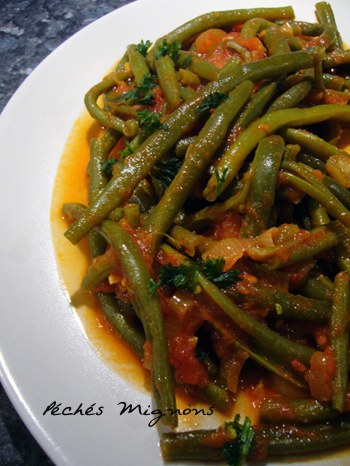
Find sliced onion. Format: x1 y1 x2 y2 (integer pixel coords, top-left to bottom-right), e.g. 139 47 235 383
326 154 350 188
202 237 254 270
307 350 335 402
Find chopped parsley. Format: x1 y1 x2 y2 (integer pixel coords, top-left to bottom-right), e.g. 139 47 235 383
195 346 209 362
148 257 240 296
137 104 168 133
214 167 230 196
118 141 135 159
151 157 182 188
138 93 156 106
136 39 152 57
100 157 118 177
196 92 228 114
222 415 255 466
155 38 182 65
124 73 157 104
182 54 194 68
202 257 241 286
148 263 199 295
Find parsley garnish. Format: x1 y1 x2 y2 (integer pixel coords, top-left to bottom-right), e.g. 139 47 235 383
148 257 240 296
118 141 135 159
195 347 209 362
151 157 182 188
155 38 182 65
222 415 255 466
101 157 118 177
138 93 156 106
136 39 152 57
137 104 168 133
214 167 229 196
148 263 199 295
124 73 157 104
202 257 241 286
196 92 228 114
182 54 194 68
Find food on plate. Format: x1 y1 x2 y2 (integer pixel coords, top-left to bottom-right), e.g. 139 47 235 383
61 2 350 463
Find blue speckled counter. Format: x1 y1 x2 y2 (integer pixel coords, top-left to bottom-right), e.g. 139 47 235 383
0 1 135 464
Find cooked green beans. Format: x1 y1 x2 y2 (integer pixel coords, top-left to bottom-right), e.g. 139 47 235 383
60 4 350 463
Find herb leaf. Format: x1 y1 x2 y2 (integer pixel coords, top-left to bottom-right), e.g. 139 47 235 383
124 73 157 104
138 93 156 106
155 38 182 65
202 257 241 287
182 54 194 68
148 262 199 295
118 141 135 159
214 167 229 196
136 39 152 57
196 347 209 362
137 105 168 133
151 157 182 188
101 157 118 177
222 415 255 466
196 92 228 114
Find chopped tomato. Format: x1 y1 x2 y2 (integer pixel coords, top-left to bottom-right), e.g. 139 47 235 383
324 89 350 105
195 28 227 55
169 334 209 386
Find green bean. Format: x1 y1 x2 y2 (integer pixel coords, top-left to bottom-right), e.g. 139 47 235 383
147 6 295 67
298 269 333 302
266 72 313 112
220 54 243 74
144 80 254 254
124 203 140 228
247 220 350 270
297 150 326 173
308 197 330 227
62 203 146 358
177 51 221 82
323 175 350 211
200 383 231 411
197 273 315 365
65 50 314 245
281 161 350 228
127 44 150 86
226 79 282 147
316 1 344 51
156 55 181 111
179 84 197 101
178 68 201 88
241 135 284 238
161 415 350 460
260 397 339 424
330 271 350 412
168 225 213 257
335 241 350 276
323 49 350 68
81 250 115 291
204 104 350 201
235 284 331 324
175 136 196 158
97 219 177 427
279 126 350 161
260 25 291 56
84 74 139 137
96 293 146 359
240 18 275 38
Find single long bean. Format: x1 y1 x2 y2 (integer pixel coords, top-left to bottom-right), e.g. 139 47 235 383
204 104 350 201
240 135 284 238
330 271 350 412
155 55 181 111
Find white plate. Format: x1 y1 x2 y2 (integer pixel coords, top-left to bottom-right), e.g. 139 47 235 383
0 0 349 464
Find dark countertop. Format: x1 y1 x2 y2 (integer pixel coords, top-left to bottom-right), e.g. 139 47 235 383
0 1 135 464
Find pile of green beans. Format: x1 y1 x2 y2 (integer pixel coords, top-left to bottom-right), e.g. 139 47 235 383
62 2 350 464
